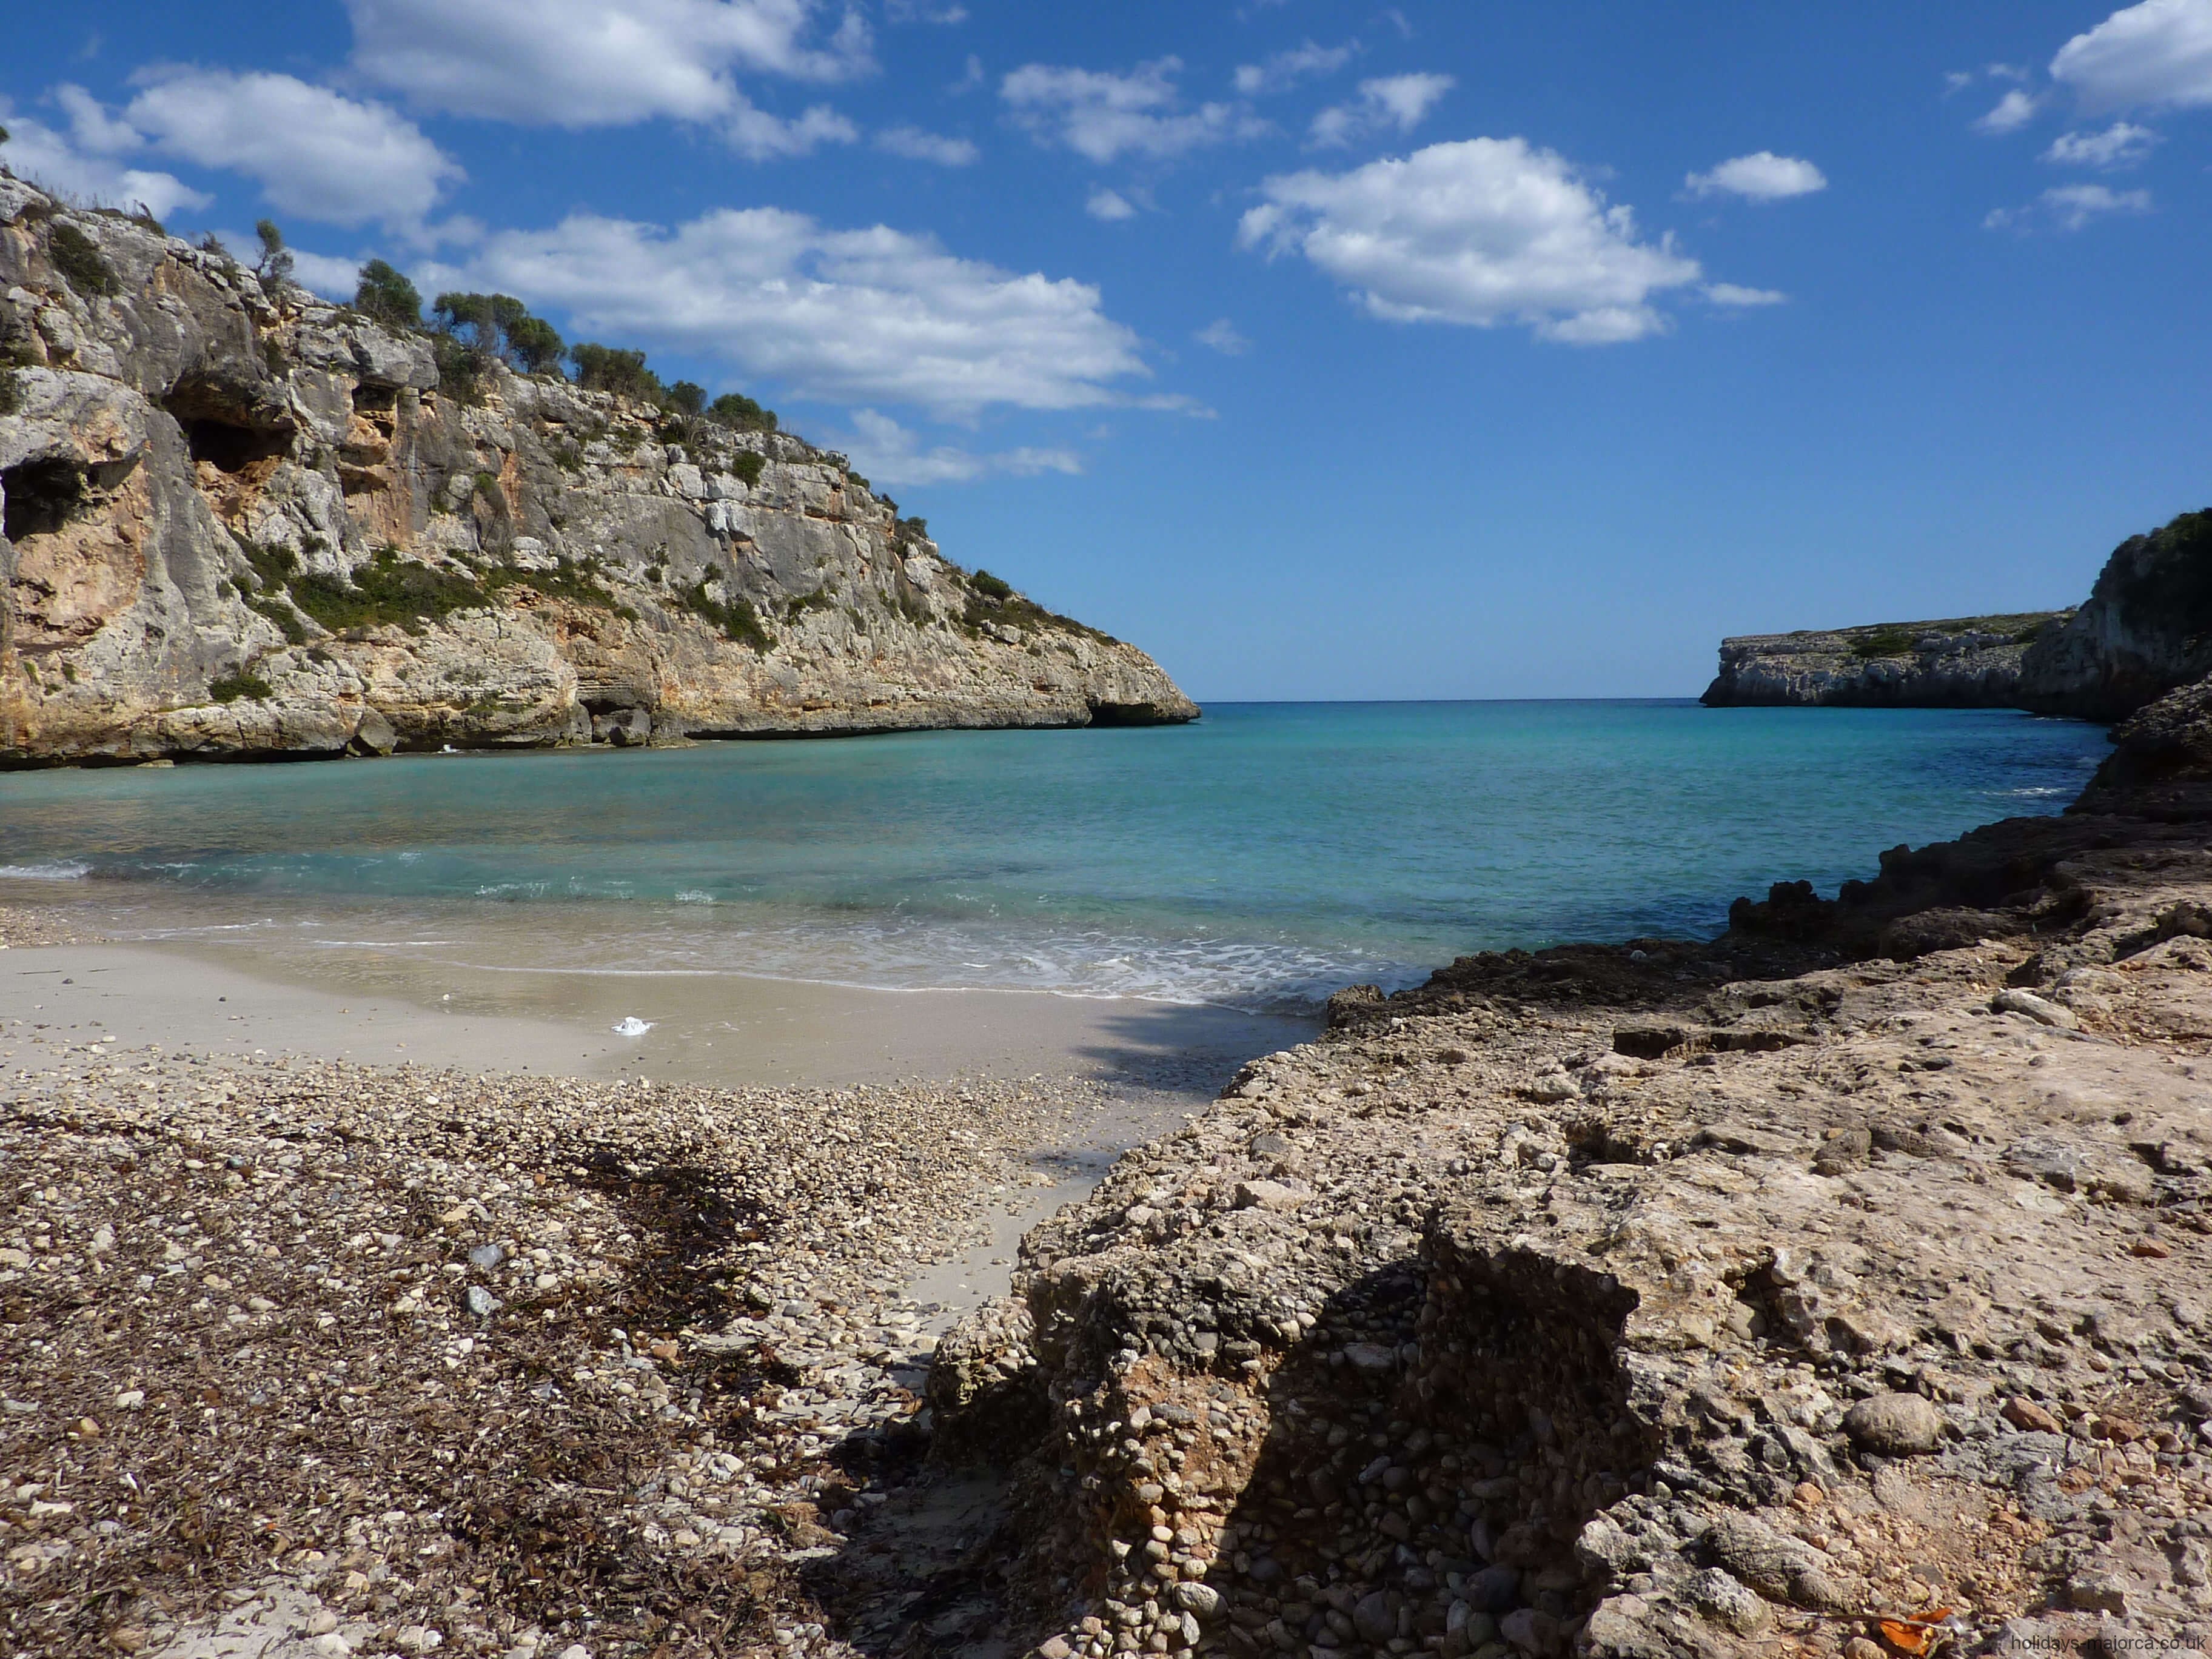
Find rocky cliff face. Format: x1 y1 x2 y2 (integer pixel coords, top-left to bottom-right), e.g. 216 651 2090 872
1699 615 2067 709
2018 509 2212 722
0 179 1195 766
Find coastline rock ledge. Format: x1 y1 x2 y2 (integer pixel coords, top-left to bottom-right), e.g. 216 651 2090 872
1699 614 2068 709
1702 506 2212 721
0 179 1196 766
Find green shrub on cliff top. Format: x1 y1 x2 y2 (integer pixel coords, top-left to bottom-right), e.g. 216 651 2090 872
354 260 423 330
709 392 776 432
958 568 1114 644
2109 508 2212 642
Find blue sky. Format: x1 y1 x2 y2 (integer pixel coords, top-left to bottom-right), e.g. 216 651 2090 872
4 1 2208 699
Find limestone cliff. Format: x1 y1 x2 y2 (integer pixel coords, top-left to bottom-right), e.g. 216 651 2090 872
1699 614 2068 708
2018 508 2212 722
0 179 1196 766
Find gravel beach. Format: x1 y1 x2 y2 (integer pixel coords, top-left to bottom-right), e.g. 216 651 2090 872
0 916 1302 1659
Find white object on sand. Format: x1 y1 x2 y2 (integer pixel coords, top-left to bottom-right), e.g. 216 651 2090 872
612 1016 654 1036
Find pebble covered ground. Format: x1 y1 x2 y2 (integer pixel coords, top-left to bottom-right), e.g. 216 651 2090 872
0 980 1121 1659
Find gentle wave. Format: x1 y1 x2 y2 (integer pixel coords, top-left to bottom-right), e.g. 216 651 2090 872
0 860 92 880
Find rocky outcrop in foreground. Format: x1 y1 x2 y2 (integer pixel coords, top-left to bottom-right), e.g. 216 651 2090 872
920 688 2212 1657
1700 616 2067 709
0 178 1195 765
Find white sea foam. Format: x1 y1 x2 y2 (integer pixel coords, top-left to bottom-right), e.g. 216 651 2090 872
0 859 92 880
612 1016 654 1036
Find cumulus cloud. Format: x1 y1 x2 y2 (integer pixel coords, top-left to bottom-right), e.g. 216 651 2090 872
422 207 1155 416
2051 0 2212 111
1985 182 2153 231
1085 188 1137 221
1233 40 1358 96
1000 58 1259 163
719 98 856 158
1683 151 1826 201
0 94 206 220
1704 283 1787 306
2043 119 2160 166
1309 72 1453 146
1975 88 2045 132
837 409 1079 486
874 125 978 164
1194 318 1250 354
346 0 871 132
883 0 967 22
121 69 462 227
1239 138 1703 344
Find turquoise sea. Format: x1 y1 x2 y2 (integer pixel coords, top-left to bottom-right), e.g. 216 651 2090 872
0 702 2109 1012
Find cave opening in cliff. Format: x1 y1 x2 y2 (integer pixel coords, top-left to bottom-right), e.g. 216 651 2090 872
2 458 84 541
172 414 292 475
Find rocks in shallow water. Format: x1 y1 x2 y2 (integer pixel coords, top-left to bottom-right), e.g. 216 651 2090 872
1842 1392 1946 1456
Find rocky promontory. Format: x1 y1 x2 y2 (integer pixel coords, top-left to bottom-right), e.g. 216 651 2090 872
1700 615 2068 709
1704 506 2212 724
0 179 1195 766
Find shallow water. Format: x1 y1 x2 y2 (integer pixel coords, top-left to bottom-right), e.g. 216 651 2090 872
0 700 2109 1011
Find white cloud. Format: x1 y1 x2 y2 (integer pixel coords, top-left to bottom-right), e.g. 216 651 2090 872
2043 119 2160 166
1194 318 1250 354
121 69 461 228
346 0 871 130
424 207 1156 417
1684 152 1826 201
1085 188 1137 221
1309 72 1453 146
838 409 1079 486
1985 182 2153 230
950 54 984 95
873 125 977 164
50 83 139 154
884 0 967 22
722 98 857 158
2042 182 2153 227
1239 138 1703 344
2051 0 2212 110
0 96 206 220
1704 283 1786 306
1974 88 2044 132
1001 58 1259 163
1233 40 1358 96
